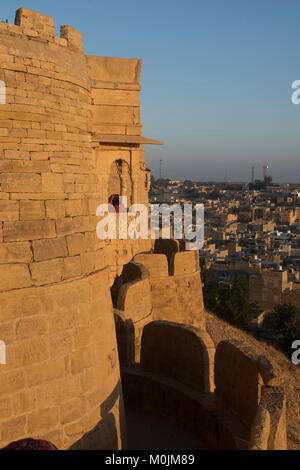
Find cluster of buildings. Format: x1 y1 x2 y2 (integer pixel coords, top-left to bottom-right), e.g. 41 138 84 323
150 179 300 314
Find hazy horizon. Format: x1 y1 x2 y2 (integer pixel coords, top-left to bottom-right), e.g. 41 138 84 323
3 0 300 183
151 163 300 185
152 176 300 185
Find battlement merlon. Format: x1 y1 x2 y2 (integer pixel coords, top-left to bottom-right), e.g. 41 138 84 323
15 8 55 36
0 8 84 53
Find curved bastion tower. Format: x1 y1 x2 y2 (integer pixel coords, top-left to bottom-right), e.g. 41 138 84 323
0 8 286 451
0 8 206 449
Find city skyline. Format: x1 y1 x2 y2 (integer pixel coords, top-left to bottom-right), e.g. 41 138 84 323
154 161 279 184
2 0 300 182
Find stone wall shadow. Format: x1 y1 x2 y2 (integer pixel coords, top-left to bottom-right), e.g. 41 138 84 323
69 380 126 450
114 311 135 366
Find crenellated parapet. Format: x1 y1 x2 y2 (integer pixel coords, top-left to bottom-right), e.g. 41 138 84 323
134 247 206 329
122 322 287 450
1 8 84 53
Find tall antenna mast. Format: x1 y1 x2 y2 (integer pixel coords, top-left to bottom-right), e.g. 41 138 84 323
160 159 163 180
251 166 255 184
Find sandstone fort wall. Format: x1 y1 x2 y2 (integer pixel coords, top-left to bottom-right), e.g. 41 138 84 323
0 8 148 449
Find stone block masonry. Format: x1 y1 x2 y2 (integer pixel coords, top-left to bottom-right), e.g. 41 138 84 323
0 7 156 449
0 6 154 290
0 269 125 449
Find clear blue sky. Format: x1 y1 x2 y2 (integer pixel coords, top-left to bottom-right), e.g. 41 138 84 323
2 1 300 182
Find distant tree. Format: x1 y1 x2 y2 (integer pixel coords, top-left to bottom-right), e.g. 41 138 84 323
201 267 220 311
263 303 300 354
201 269 255 329
263 303 295 335
215 280 253 329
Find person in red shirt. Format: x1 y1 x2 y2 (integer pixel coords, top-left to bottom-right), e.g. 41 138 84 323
108 194 126 213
